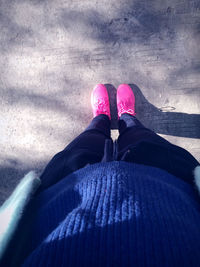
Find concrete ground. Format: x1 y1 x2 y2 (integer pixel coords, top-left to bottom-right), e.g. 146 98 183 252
0 0 200 205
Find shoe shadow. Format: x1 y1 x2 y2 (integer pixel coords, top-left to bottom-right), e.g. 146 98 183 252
105 84 118 129
105 83 200 138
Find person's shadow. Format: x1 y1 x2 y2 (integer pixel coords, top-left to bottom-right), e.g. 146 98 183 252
105 84 200 138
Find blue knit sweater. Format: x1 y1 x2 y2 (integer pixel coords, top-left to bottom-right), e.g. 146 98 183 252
22 161 200 266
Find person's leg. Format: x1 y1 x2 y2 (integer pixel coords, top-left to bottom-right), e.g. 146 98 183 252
39 114 111 191
39 84 111 191
117 113 170 154
116 84 169 154
116 84 199 185
117 113 199 184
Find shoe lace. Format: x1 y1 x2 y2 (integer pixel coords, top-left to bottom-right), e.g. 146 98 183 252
118 102 136 116
94 98 109 113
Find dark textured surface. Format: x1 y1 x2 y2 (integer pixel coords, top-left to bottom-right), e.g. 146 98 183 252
0 0 200 205
20 162 200 266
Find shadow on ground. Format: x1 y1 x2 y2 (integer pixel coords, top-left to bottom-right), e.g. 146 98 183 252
1 0 200 205
106 84 200 138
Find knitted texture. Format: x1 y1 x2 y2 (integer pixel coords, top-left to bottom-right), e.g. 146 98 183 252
22 162 200 267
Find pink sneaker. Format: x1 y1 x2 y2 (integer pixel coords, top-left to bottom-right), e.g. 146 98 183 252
91 84 111 119
117 84 136 118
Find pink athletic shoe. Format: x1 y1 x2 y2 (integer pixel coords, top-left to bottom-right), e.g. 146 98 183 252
117 84 136 118
91 84 111 119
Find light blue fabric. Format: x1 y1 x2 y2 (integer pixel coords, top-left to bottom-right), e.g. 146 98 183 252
0 171 41 261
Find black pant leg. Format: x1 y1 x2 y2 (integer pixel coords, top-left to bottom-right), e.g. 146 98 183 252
117 114 199 184
39 115 111 191
117 113 170 154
